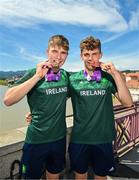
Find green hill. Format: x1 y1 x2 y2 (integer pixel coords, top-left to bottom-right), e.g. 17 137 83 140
0 70 26 79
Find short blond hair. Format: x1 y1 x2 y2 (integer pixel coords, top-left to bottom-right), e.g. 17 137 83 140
48 35 69 51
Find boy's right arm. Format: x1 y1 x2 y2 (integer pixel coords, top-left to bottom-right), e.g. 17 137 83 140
4 61 51 106
4 75 40 106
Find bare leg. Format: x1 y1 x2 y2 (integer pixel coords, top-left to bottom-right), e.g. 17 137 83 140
94 175 107 180
75 172 88 180
46 170 60 180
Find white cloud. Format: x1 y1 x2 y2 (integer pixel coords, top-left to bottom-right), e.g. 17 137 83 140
63 59 84 72
19 47 46 62
0 52 13 57
0 0 128 32
102 32 126 44
129 6 139 30
102 52 139 70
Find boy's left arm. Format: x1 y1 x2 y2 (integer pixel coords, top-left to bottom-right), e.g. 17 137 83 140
101 62 133 107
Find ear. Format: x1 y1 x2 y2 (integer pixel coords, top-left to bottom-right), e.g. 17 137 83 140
99 52 103 59
46 49 49 56
80 53 83 61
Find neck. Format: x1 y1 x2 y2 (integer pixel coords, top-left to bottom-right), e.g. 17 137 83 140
52 67 60 73
85 68 95 76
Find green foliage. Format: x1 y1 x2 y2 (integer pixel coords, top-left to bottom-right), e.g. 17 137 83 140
0 79 7 86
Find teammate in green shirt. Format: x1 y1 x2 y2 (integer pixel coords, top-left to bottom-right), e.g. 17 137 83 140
4 35 70 179
68 36 133 180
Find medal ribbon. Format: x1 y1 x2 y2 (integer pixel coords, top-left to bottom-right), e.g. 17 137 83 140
84 67 102 82
45 69 61 82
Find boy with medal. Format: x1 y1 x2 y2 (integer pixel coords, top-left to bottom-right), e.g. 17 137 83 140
24 35 133 180
69 36 133 180
4 35 70 179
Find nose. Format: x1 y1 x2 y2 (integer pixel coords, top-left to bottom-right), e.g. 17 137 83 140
57 55 60 59
88 54 94 61
54 52 61 60
53 55 60 64
88 55 92 60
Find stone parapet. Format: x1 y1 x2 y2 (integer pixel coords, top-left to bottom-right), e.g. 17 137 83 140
0 117 73 179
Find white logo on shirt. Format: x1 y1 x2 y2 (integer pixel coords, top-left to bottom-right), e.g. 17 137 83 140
80 89 106 96
46 87 67 95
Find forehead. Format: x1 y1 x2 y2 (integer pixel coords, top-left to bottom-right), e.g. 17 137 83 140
48 45 68 52
82 48 100 54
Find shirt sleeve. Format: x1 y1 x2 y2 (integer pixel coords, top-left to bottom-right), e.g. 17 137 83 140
103 71 117 95
65 71 71 98
109 75 118 95
13 68 36 86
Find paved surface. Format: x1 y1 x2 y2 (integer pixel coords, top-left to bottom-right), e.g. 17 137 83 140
110 144 139 179
61 144 139 179
2 127 139 179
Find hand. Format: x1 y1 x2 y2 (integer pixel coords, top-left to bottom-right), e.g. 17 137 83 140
25 112 32 124
101 62 118 75
35 61 52 79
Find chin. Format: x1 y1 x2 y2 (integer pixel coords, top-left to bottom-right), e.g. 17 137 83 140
87 66 94 71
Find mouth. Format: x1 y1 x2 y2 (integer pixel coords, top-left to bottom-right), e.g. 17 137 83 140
53 63 59 68
90 62 101 67
52 62 60 72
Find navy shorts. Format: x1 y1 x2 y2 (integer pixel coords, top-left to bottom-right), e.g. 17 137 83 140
68 142 115 176
20 137 66 179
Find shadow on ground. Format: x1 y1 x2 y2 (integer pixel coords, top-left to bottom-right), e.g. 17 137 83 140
110 162 139 179
61 158 139 179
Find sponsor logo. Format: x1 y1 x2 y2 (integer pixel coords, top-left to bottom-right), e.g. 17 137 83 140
109 166 115 172
22 164 26 174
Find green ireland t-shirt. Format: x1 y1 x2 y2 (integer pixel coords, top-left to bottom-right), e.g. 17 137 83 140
14 68 69 144
69 70 117 144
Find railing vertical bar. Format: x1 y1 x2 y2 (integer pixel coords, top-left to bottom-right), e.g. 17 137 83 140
114 101 139 157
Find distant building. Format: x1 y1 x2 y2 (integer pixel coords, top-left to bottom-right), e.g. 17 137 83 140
123 72 139 102
7 76 21 86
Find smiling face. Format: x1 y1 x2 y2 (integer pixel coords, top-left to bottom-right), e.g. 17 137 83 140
46 35 69 71
47 45 68 69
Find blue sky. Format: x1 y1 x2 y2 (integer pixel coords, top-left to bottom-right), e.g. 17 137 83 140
0 0 139 71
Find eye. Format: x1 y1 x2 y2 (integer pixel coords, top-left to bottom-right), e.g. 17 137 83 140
52 50 57 53
83 53 89 57
62 52 67 55
93 52 99 56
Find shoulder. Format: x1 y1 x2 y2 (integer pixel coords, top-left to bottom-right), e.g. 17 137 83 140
60 69 71 79
101 70 117 89
21 68 36 80
20 68 36 79
61 68 69 75
26 68 36 76
13 68 36 86
69 70 83 80
102 70 114 82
